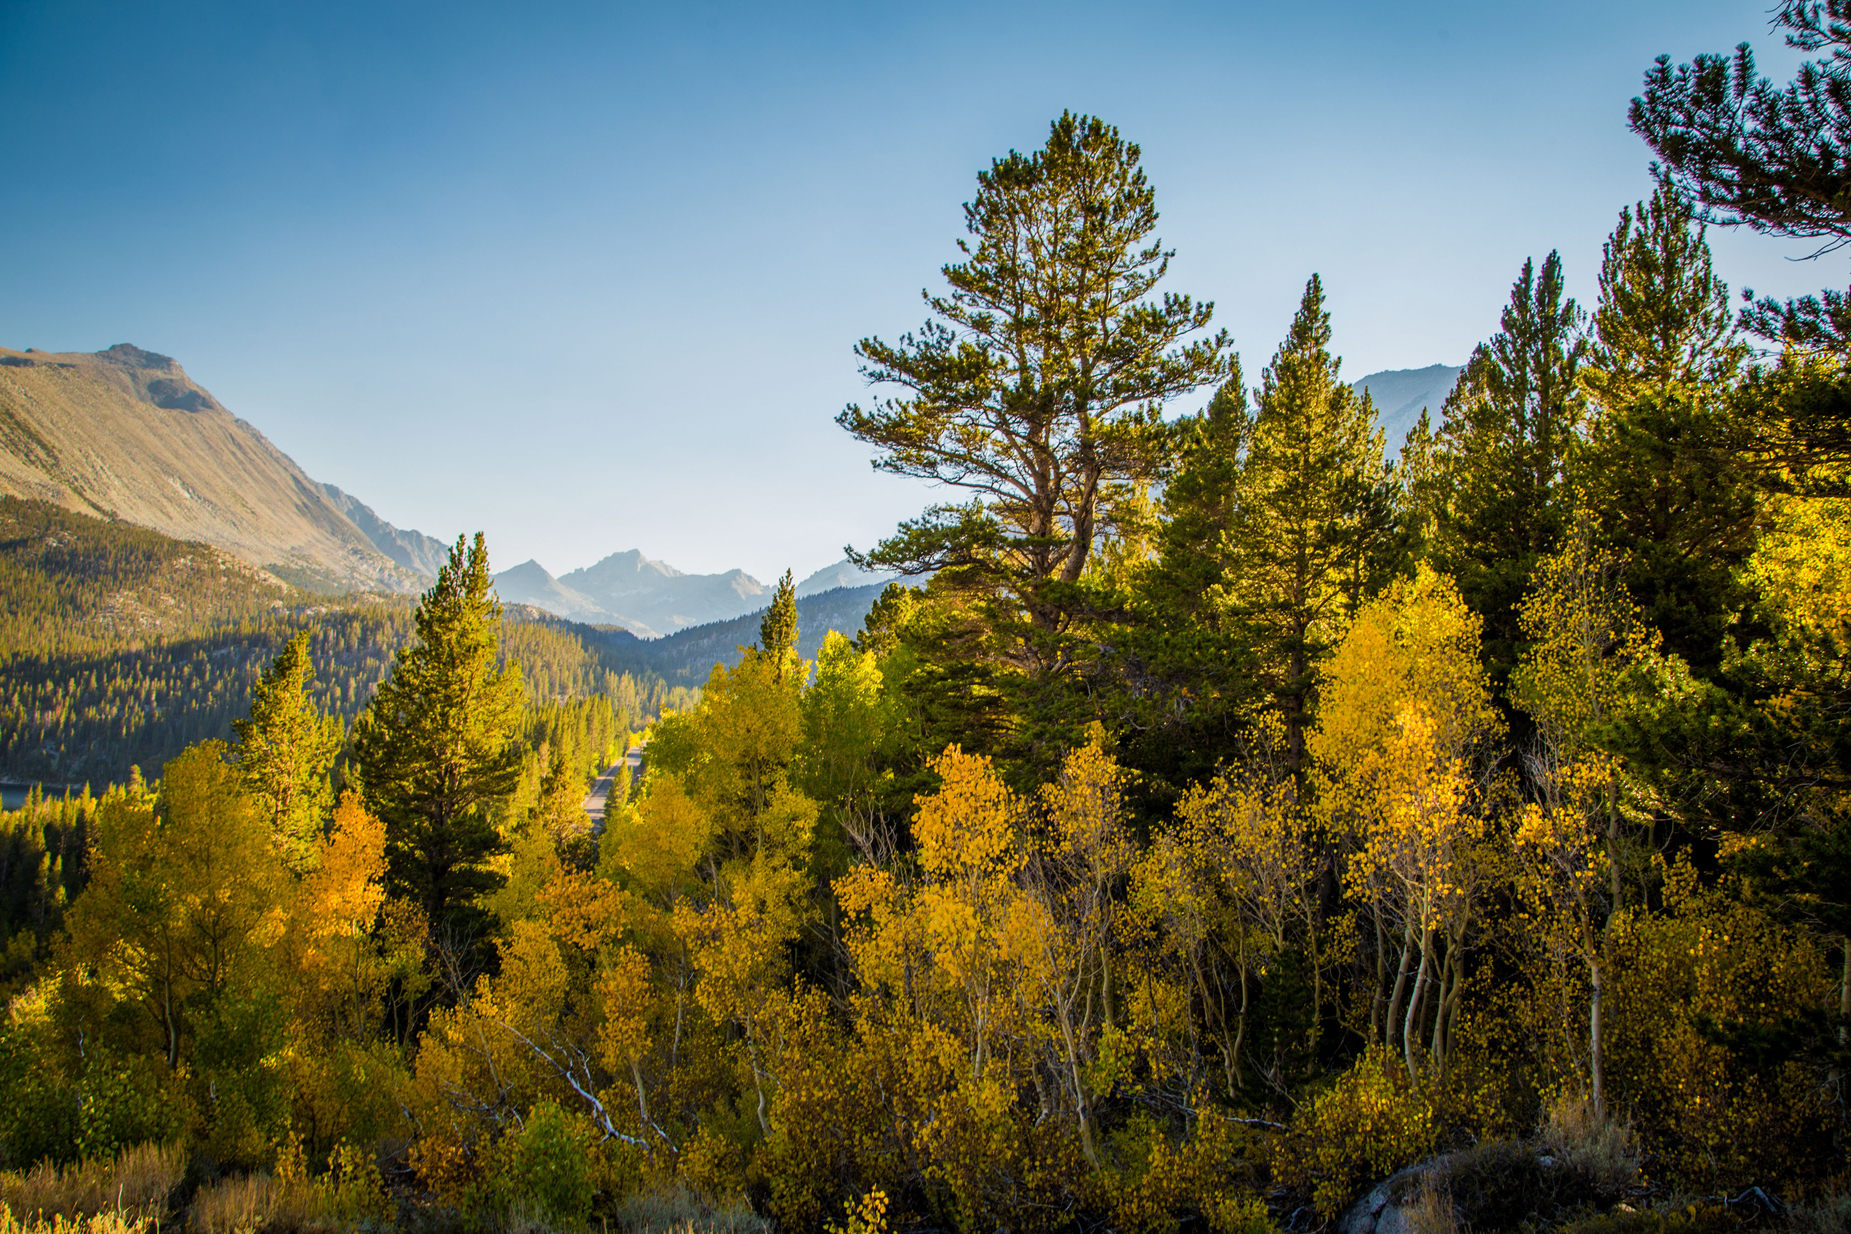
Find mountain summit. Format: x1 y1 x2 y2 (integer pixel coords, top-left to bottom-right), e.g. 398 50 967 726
1353 363 1462 452
0 343 430 591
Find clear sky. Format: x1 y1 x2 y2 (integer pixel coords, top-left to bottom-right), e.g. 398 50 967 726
0 0 1827 584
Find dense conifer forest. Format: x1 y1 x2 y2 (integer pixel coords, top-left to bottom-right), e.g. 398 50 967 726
5 6 1851 1233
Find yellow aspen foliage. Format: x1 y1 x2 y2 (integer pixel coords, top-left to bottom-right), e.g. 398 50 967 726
1346 706 1485 1076
1273 1046 1438 1217
536 868 627 954
66 742 287 1070
1311 565 1500 782
1605 857 1835 1187
1314 568 1498 1070
915 745 1023 881
286 791 427 1041
1739 494 1851 668
1512 516 1659 759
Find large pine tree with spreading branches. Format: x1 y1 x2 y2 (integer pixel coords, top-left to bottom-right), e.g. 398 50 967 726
839 112 1233 688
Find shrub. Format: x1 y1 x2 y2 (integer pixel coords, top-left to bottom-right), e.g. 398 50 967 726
1272 1047 1438 1217
187 1173 276 1234
0 1209 153 1234
481 1103 599 1232
1538 1094 1639 1195
611 1180 772 1234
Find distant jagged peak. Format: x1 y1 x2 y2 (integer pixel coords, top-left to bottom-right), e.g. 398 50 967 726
796 558 901 597
500 557 560 583
570 547 686 583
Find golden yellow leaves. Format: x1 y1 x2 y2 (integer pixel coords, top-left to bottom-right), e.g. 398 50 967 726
914 745 1022 880
595 943 654 1069
1312 565 1500 778
1347 706 1480 935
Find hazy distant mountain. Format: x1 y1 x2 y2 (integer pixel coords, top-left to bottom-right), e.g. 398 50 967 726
795 559 901 597
492 559 659 637
559 550 770 634
603 583 894 682
321 484 452 578
0 342 421 592
1353 364 1462 453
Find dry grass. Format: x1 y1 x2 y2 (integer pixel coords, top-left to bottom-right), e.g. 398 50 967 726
611 1182 773 1234
1404 1171 1458 1234
0 1144 183 1225
0 1209 153 1234
1541 1093 1641 1193
1785 1192 1851 1234
188 1173 278 1234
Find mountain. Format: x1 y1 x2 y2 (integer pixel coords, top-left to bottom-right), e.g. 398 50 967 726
558 550 771 634
492 559 660 637
321 483 452 578
0 343 420 591
1353 364 1462 454
600 582 895 682
795 558 901 597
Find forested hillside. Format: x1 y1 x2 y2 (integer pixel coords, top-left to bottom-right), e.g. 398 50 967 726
0 498 686 788
600 580 889 682
3 9 1851 1234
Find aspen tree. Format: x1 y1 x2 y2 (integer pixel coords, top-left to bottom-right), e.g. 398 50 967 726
233 631 342 872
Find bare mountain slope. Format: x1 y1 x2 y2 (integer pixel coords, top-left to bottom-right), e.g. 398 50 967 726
322 483 452 578
1353 363 1462 453
0 343 417 591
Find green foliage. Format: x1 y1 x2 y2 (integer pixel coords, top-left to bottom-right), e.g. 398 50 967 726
1434 251 1588 682
1221 275 1391 775
0 498 415 788
232 631 342 871
480 1101 600 1230
352 533 524 937
839 111 1232 759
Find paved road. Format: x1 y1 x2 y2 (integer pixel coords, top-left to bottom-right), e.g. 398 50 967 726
582 744 645 830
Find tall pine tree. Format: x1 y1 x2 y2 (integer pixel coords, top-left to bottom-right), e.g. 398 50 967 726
756 570 800 683
1221 276 1389 776
351 533 524 943
839 113 1232 692
1574 189 1758 672
1436 251 1588 685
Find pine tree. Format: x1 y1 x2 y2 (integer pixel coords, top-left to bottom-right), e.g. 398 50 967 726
1584 186 1746 408
1436 252 1588 685
1146 372 1252 627
1631 1 1851 351
351 533 524 941
1574 192 1759 671
232 631 342 872
839 112 1232 684
1107 371 1264 795
1222 276 1389 776
756 570 799 682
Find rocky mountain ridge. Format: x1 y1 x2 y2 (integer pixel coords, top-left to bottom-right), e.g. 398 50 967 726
0 343 422 592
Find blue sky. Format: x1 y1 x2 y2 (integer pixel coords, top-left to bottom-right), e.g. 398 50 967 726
0 0 1826 583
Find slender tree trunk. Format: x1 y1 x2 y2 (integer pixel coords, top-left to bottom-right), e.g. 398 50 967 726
1371 902 1387 1043
1403 929 1432 1078
1588 953 1605 1114
1386 920 1416 1051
